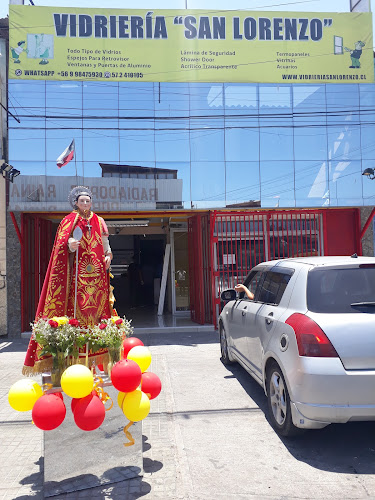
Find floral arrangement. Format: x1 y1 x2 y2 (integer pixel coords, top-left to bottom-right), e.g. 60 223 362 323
91 316 133 351
32 316 86 359
31 315 133 358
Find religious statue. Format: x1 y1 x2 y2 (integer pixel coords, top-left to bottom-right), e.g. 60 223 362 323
23 186 114 375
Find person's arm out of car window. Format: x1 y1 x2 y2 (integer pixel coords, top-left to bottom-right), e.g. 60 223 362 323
235 284 254 300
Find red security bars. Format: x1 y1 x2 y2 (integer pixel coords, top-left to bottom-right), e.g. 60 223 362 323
210 211 270 328
268 213 321 259
210 210 325 328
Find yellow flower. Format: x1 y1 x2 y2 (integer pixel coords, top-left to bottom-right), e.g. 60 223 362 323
111 316 120 324
52 316 69 326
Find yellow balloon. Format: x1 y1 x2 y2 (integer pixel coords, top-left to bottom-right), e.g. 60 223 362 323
127 346 152 373
117 391 127 409
61 364 93 398
122 389 150 422
8 379 43 412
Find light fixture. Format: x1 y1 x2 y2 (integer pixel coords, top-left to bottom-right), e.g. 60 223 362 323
362 167 375 180
8 169 20 183
0 163 21 182
0 163 13 176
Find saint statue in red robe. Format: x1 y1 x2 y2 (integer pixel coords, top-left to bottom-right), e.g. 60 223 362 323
23 186 114 375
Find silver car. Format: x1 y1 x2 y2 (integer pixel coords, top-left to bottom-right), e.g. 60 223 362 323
219 256 375 437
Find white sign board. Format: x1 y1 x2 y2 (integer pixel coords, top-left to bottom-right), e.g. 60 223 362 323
8 175 183 212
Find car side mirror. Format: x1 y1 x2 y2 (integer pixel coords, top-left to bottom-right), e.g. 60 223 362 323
221 289 237 301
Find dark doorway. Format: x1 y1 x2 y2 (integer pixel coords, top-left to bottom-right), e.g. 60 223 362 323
110 235 165 318
139 238 165 307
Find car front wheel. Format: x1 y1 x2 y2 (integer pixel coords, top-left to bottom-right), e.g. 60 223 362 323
266 362 302 437
219 324 233 365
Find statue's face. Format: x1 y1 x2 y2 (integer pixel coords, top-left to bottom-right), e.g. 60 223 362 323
76 195 92 212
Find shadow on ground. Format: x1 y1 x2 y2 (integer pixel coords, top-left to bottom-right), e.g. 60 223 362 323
38 435 158 499
224 360 375 475
0 339 30 353
1 331 218 353
14 457 44 499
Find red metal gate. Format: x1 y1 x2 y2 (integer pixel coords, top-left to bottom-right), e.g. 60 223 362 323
188 214 212 325
209 209 325 328
21 214 53 332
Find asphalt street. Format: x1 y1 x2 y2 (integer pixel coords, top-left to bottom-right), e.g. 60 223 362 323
2 332 375 499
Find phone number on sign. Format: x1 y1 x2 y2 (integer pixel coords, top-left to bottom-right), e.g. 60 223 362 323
59 71 144 79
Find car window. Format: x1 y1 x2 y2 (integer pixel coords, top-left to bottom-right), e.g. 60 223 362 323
257 270 293 305
307 266 375 313
241 270 263 300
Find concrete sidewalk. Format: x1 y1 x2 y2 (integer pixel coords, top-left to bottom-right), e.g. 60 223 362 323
0 340 44 500
2 332 375 500
0 334 196 500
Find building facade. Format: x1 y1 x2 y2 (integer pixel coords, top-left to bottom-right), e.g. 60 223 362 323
4 6 375 335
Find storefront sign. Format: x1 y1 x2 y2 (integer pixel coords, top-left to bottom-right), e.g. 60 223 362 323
8 175 183 212
9 6 374 83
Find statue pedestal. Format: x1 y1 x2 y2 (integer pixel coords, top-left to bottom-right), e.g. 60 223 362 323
44 386 143 497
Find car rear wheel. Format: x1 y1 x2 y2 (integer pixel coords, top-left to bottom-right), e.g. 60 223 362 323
266 362 302 437
219 324 234 365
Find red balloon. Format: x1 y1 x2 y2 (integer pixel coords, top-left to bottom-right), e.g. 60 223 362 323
71 397 80 414
74 393 105 431
123 337 144 358
71 391 97 414
111 359 142 393
51 392 64 401
141 372 162 400
32 394 66 431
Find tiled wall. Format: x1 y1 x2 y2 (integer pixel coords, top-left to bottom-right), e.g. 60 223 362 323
0 180 6 336
6 212 21 337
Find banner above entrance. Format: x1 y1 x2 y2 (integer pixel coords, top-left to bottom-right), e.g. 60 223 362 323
9 6 374 84
8 175 183 212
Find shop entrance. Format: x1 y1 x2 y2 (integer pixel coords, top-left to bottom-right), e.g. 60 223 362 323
19 208 361 332
110 234 165 319
106 216 193 327
20 214 193 331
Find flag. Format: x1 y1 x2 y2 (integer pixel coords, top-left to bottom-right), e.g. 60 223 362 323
56 139 75 168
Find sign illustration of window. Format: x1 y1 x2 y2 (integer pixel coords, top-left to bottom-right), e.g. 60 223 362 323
27 34 54 62
334 36 344 55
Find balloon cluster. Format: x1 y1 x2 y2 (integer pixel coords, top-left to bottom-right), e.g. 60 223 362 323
8 337 161 436
113 338 162 424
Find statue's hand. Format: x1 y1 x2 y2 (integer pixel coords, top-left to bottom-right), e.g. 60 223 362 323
69 239 80 251
105 255 111 270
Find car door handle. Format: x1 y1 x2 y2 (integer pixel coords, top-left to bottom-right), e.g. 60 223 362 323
242 306 247 316
265 312 274 325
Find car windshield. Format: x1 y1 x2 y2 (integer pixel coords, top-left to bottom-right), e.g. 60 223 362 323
307 266 375 313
